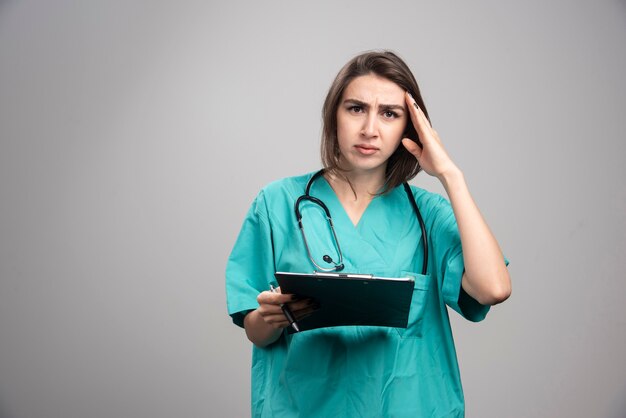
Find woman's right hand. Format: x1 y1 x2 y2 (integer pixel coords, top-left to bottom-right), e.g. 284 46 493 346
256 288 318 329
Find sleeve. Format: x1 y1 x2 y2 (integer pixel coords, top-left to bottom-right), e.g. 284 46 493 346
430 195 498 322
225 190 276 328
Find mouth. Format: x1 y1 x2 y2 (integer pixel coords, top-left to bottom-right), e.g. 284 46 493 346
354 144 379 155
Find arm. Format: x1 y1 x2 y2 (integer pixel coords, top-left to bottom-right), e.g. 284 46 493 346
440 169 511 305
402 92 511 306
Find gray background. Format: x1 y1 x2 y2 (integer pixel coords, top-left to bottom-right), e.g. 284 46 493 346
1 1 625 417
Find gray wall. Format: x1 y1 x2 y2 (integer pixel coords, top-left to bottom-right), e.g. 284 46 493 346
1 1 625 417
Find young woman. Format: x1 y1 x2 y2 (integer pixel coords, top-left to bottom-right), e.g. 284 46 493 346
226 50 511 417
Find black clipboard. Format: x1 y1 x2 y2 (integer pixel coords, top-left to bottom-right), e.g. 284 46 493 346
274 271 415 333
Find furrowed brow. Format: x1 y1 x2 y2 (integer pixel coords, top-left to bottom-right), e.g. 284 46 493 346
344 99 405 112
343 99 369 108
380 104 405 112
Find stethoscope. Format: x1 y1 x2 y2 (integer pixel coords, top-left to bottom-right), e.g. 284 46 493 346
294 169 428 275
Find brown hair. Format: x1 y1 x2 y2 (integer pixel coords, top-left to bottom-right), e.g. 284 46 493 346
321 50 430 193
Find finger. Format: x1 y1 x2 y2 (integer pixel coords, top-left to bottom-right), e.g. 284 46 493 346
285 298 316 312
289 304 317 316
405 92 435 146
259 298 316 319
432 128 442 144
405 92 433 131
257 291 297 305
404 92 423 134
416 104 433 130
402 138 422 159
265 316 290 329
295 309 317 322
275 287 304 302
405 91 431 130
263 312 288 322
257 304 285 316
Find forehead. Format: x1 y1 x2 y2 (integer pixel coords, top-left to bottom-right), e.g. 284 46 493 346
342 74 405 103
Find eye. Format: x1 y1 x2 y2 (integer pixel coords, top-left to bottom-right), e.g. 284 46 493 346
348 105 364 113
383 110 399 119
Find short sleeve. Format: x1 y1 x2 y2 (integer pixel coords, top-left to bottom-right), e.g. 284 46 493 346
430 196 491 322
225 191 276 328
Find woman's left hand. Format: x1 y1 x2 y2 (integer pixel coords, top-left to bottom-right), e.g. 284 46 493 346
402 92 459 180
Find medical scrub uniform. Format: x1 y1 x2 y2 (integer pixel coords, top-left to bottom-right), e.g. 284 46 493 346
226 172 495 417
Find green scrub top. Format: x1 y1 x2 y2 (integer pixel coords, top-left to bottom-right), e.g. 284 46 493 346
226 172 494 418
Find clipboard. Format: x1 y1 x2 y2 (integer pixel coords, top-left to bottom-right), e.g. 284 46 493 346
274 271 415 333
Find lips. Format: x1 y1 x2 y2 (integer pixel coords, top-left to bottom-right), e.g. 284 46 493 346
354 144 379 155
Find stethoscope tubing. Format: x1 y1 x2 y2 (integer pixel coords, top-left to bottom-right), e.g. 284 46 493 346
403 183 428 275
295 169 428 275
295 194 345 272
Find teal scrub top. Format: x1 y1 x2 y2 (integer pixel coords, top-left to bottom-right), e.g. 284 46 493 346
226 172 494 418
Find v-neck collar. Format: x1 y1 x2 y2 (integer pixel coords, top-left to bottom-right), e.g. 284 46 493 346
305 172 413 273
314 175 381 230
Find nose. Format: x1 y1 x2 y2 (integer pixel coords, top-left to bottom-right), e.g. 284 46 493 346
361 112 378 138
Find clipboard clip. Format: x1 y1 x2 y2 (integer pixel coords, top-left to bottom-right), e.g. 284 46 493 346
313 271 374 279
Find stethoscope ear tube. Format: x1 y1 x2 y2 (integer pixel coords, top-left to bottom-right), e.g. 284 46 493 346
305 169 326 195
403 183 428 275
295 195 331 221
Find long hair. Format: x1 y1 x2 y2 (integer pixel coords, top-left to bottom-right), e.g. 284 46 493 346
321 50 430 193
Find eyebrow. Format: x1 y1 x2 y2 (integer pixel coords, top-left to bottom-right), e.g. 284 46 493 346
343 99 406 112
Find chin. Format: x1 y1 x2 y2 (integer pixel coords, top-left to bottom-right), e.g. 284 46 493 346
345 159 386 173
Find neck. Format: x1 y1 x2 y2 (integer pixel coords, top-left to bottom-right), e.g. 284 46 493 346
325 167 386 201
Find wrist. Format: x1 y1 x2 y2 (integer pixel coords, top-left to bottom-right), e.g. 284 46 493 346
244 308 283 347
438 166 464 189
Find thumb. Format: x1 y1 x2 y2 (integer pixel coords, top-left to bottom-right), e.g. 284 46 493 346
402 138 422 159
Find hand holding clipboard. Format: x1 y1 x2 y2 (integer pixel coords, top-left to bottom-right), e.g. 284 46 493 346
255 286 319 332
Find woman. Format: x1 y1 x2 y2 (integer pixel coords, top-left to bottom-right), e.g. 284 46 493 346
226 50 511 417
